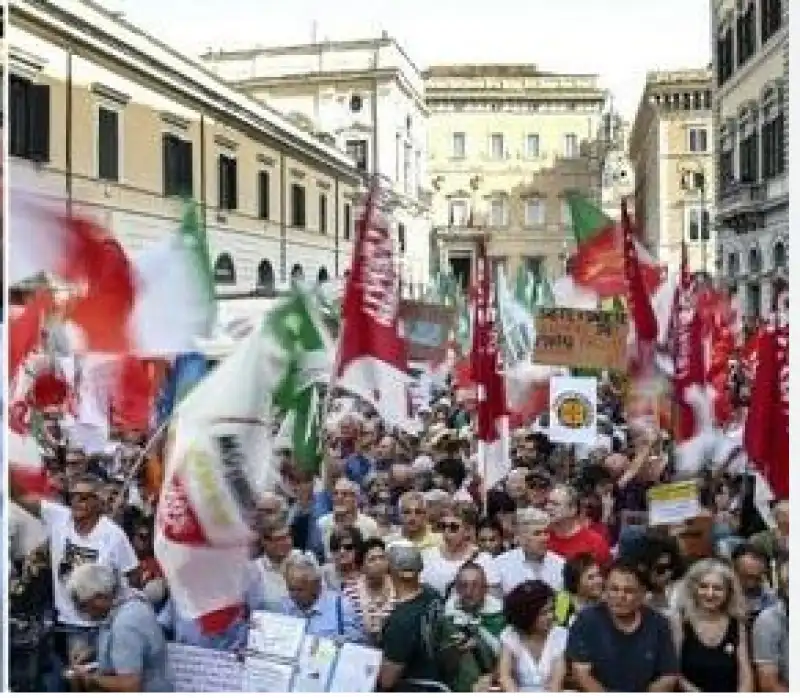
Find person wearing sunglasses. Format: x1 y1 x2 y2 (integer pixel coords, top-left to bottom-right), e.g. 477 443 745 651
323 526 364 592
342 538 396 645
65 562 172 692
421 510 499 599
10 473 138 690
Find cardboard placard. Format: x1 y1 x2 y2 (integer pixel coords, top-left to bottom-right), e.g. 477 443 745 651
534 307 627 370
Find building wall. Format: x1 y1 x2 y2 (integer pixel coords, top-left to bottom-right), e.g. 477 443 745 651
7 5 361 298
629 70 714 276
203 38 432 292
425 67 606 282
711 0 789 320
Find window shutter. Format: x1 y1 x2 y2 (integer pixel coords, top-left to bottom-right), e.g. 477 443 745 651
229 159 237 210
9 76 30 158
181 140 193 197
98 108 119 181
162 134 173 195
28 83 51 161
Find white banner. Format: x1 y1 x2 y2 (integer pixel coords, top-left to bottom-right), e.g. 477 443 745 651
549 376 598 445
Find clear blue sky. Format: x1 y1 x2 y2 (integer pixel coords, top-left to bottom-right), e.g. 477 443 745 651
106 0 711 119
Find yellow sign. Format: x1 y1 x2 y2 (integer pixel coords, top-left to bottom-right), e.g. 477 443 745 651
648 481 700 526
554 392 594 429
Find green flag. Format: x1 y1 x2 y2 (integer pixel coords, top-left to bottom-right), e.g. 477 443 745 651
180 201 216 335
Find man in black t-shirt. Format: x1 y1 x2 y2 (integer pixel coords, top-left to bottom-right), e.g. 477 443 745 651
566 560 678 692
378 543 445 692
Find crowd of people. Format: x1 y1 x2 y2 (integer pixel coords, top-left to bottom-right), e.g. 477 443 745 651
8 375 789 692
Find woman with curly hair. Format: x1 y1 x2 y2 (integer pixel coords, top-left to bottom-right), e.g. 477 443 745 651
670 557 753 692
497 580 567 692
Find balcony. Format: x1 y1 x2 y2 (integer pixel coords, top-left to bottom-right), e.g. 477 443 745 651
718 181 763 218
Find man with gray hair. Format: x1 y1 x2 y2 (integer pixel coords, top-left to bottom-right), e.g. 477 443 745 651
65 563 171 692
493 507 565 595
273 553 365 644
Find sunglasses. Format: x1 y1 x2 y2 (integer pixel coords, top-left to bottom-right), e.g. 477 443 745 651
441 522 462 533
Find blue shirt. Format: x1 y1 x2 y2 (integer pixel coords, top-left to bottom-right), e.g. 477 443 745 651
166 600 249 652
345 454 373 487
98 592 172 692
275 590 366 644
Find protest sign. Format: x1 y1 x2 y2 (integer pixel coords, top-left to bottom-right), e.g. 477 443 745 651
292 635 339 692
244 656 295 692
648 480 701 526
549 376 597 445
534 307 627 370
166 643 244 692
327 643 383 693
248 611 307 661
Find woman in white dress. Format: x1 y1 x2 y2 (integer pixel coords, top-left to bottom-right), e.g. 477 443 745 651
498 580 567 692
420 509 499 599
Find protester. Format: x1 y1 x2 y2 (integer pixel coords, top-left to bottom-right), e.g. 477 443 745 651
65 563 172 692
752 555 789 691
545 484 611 565
555 553 604 627
323 525 365 591
498 580 567 691
341 537 396 644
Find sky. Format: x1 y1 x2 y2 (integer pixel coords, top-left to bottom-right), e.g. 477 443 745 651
106 0 711 120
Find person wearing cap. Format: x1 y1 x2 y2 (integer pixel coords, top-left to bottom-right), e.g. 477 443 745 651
494 508 565 596
378 543 446 691
10 474 139 689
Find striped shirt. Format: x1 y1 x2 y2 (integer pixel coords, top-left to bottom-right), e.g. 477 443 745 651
342 577 396 642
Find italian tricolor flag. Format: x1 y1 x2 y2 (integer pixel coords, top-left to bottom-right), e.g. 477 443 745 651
566 193 663 298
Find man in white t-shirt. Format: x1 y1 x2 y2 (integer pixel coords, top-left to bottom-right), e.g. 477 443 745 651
11 474 138 684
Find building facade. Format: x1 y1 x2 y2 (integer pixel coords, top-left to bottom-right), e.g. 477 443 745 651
202 34 432 294
710 0 788 321
424 64 608 288
629 69 715 277
7 0 362 299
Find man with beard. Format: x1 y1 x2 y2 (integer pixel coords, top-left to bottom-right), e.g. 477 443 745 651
566 560 678 692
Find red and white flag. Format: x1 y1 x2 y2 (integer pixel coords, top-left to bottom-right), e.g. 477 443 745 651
472 240 510 489
333 188 416 431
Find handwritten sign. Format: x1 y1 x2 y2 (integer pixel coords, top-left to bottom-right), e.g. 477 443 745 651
327 643 383 693
293 635 339 692
167 643 244 692
244 656 296 692
534 307 627 370
648 481 701 526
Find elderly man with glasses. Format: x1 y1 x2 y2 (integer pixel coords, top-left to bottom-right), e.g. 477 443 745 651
10 473 138 690
65 563 171 692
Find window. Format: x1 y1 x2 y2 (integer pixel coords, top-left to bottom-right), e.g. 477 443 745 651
319 193 328 234
688 127 708 153
404 143 412 194
525 198 545 226
687 208 711 241
97 107 120 181
489 198 507 226
346 139 369 172
739 130 759 183
452 132 466 159
728 252 740 276
343 203 352 241
717 27 734 85
8 75 50 161
718 148 734 192
762 0 783 43
490 133 505 160
350 94 363 112
736 3 757 67
523 256 543 279
217 154 237 210
162 133 193 197
748 247 762 273
525 133 540 158
762 88 786 179
257 171 270 220
564 133 578 158
290 264 305 282
773 241 786 268
318 267 330 283
398 223 406 253
291 183 306 228
746 283 761 318
256 259 275 294
214 253 236 285
561 200 572 228
449 200 468 226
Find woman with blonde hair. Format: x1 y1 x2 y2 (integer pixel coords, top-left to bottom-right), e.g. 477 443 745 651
670 557 753 692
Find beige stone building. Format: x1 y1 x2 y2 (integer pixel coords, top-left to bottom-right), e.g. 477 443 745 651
201 34 432 295
629 69 715 277
7 0 362 305
711 0 788 321
424 64 609 288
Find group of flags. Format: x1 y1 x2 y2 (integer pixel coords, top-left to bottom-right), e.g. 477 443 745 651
8 182 788 636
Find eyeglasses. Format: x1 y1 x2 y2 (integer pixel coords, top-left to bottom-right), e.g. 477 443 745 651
441 522 462 533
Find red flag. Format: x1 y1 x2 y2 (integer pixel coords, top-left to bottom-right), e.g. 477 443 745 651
334 188 415 428
472 240 509 488
111 357 160 432
744 322 788 499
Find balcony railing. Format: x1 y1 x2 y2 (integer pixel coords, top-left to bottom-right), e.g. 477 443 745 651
719 181 763 212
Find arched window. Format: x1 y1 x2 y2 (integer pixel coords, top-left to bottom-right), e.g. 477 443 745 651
214 253 236 285
255 259 275 295
773 241 786 268
317 267 330 284
290 263 305 282
727 251 740 276
748 247 762 273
